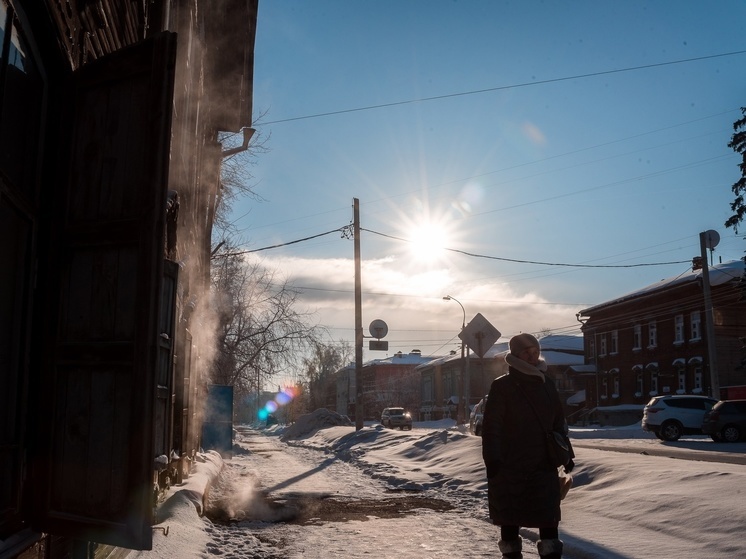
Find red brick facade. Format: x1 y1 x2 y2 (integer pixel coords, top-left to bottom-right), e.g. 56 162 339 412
578 260 746 409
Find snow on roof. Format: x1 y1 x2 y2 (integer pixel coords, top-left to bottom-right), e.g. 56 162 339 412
580 259 745 315
569 364 597 373
365 350 440 366
416 334 584 369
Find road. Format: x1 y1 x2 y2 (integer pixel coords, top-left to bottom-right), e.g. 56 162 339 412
573 436 746 465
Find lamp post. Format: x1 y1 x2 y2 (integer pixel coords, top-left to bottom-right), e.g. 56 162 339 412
443 295 467 425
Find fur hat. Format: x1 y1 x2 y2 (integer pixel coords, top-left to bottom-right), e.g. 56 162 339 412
509 333 540 355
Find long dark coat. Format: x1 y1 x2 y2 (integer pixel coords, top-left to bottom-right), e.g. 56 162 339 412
481 368 572 528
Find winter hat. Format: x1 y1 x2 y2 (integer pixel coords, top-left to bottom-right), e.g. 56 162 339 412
509 333 540 355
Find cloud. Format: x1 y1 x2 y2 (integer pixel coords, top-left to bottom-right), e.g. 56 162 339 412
250 253 578 357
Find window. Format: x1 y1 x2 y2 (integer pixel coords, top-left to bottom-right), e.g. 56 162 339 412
610 330 618 354
648 321 657 348
601 377 608 399
633 324 642 350
693 366 703 393
588 338 596 360
690 311 701 340
674 315 684 344
677 370 686 394
613 376 620 398
650 372 659 395
636 372 643 396
0 0 45 199
599 334 607 357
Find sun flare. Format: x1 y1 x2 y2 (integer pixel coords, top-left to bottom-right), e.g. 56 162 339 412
407 221 449 262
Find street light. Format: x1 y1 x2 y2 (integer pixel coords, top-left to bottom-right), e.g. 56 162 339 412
443 295 467 425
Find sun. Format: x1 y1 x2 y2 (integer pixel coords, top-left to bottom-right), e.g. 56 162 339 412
407 221 449 262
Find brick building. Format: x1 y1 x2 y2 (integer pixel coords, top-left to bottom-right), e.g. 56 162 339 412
336 350 439 421
577 259 746 416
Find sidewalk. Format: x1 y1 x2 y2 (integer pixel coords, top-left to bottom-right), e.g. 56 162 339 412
123 450 224 559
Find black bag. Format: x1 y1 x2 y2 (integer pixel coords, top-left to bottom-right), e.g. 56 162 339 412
545 430 572 468
515 380 573 468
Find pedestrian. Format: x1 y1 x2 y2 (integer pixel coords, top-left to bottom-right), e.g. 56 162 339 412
481 333 575 559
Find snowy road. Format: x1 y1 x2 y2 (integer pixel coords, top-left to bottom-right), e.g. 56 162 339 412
202 427 508 558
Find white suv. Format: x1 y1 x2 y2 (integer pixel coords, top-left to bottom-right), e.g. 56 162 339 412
641 395 718 441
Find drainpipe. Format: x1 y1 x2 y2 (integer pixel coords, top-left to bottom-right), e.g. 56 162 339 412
699 231 720 399
222 127 256 158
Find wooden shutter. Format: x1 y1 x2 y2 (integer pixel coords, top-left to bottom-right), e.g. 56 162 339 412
28 32 176 550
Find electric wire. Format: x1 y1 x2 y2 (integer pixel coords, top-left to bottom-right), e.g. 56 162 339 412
260 50 746 125
360 227 690 268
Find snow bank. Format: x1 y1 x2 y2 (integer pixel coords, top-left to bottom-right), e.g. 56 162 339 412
280 408 353 441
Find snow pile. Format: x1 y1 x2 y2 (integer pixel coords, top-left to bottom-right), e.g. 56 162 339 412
129 421 746 559
280 408 353 441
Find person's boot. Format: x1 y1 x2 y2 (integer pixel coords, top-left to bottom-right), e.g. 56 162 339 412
498 537 522 559
537 538 563 559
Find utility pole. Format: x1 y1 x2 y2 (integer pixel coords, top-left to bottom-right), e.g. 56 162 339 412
699 230 720 399
354 198 364 430
443 295 466 425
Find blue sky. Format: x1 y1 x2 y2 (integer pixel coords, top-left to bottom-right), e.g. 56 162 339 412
227 1 746 366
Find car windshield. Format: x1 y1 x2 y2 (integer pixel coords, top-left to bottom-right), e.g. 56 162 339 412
389 408 404 414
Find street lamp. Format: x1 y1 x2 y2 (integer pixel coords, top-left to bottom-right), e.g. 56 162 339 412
443 295 467 425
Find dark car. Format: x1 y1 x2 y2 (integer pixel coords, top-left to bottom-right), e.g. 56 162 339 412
381 407 413 430
641 395 717 441
469 396 488 436
701 400 746 442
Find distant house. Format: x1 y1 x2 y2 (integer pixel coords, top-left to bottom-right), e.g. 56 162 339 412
577 259 746 418
337 350 440 421
415 335 585 421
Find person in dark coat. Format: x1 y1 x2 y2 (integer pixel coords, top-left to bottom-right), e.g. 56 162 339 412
482 333 574 559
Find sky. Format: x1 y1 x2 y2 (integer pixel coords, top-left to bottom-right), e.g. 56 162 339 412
132 414 746 558
225 1 746 370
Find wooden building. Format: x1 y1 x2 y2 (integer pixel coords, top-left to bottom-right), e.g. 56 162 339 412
416 335 585 421
0 0 258 556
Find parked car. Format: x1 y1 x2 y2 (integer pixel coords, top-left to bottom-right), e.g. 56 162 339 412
469 396 488 436
641 395 718 441
381 407 413 430
701 399 746 442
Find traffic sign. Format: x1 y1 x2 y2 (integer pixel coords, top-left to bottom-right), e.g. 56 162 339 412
458 313 501 358
369 340 388 351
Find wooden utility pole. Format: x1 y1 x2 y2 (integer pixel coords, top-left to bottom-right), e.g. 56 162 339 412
354 198 364 430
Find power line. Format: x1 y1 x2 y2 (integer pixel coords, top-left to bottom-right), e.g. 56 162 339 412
211 227 348 258
217 222 692 268
261 50 746 125
360 228 690 268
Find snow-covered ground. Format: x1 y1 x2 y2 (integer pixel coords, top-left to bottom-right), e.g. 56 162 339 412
129 410 746 559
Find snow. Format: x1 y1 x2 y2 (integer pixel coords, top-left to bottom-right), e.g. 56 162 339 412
128 410 746 559
580 259 745 315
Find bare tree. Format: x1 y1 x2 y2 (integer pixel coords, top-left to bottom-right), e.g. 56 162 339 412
302 340 353 412
209 245 323 409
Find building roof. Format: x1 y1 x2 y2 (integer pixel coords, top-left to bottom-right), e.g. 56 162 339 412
415 334 585 370
579 259 745 316
364 350 440 367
